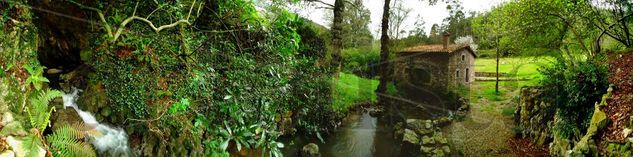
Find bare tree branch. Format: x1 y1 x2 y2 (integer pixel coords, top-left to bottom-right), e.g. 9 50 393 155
68 0 198 43
305 0 334 8
66 0 113 38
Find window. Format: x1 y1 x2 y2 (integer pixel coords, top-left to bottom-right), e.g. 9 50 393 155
456 70 460 78
465 68 470 82
461 54 465 61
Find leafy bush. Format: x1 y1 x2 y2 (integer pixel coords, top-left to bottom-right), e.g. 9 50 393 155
341 47 380 78
539 55 608 139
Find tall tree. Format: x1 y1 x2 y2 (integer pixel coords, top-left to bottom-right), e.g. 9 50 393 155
376 0 392 103
441 0 473 41
590 0 633 50
303 0 345 73
429 23 442 43
389 0 412 40
329 0 345 74
324 0 373 49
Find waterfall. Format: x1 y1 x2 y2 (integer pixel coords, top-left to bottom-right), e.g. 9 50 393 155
62 88 132 156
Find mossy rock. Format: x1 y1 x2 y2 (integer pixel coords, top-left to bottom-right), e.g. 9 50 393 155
403 129 420 145
419 146 434 154
421 135 434 145
301 143 320 157
78 82 108 113
431 148 445 157
587 104 608 135
442 145 450 154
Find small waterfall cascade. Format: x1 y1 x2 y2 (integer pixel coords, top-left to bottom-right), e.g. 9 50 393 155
62 88 131 156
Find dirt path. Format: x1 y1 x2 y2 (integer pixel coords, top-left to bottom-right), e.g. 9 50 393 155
443 82 516 156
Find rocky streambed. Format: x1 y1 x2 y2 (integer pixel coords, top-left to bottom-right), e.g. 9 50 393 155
282 99 468 157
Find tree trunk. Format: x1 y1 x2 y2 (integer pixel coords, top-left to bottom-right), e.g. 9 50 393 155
331 0 344 75
495 37 500 94
377 0 391 104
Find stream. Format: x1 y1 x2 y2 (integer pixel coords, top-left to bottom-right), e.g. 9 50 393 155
282 104 439 157
63 88 132 156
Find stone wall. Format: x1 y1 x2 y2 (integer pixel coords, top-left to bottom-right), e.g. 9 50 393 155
514 87 556 146
515 86 617 156
393 52 449 93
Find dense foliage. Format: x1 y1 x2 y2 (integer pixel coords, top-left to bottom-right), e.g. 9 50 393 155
2 0 339 156
69 0 339 156
540 55 609 139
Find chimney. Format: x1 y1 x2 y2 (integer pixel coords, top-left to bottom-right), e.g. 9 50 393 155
443 32 451 49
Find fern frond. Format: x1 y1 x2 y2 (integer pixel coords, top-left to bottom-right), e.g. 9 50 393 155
59 141 95 157
50 124 87 140
22 134 44 157
26 89 63 131
39 89 62 105
47 124 96 157
38 107 56 131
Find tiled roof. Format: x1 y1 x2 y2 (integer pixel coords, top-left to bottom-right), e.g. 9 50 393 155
399 44 467 53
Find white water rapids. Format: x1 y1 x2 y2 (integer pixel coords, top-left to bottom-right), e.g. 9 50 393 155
62 88 131 156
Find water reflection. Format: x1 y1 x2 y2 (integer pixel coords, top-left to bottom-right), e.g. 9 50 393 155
282 108 403 157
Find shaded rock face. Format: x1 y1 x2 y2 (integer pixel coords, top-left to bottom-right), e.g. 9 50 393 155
29 1 91 71
515 87 555 145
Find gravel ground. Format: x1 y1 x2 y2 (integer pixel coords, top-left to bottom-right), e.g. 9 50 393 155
443 82 516 157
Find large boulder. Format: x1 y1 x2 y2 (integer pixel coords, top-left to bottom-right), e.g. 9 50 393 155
586 104 608 136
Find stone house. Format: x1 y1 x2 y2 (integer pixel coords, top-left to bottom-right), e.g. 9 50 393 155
393 33 476 97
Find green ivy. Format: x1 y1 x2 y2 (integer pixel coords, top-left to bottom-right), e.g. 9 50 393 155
168 98 190 114
80 0 334 156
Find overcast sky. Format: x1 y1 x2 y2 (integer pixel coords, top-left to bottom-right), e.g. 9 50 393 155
288 0 508 38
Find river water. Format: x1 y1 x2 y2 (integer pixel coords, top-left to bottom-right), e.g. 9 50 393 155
63 88 132 156
282 105 437 157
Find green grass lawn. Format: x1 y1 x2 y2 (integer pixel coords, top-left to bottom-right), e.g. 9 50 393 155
475 56 554 87
471 56 554 115
331 56 552 113
333 72 378 111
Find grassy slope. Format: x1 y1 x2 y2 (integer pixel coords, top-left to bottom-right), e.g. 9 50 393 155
333 72 378 111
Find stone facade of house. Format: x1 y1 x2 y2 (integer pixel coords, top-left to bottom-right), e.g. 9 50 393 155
393 34 476 97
